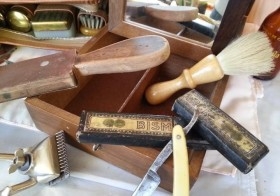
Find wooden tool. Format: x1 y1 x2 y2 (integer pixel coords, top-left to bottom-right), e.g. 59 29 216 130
126 1 198 22
145 32 274 105
0 35 170 103
145 5 198 22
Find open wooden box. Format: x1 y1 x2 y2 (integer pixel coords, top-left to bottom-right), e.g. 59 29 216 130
24 0 255 192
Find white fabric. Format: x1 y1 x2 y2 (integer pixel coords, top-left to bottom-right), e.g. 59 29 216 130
254 74 280 196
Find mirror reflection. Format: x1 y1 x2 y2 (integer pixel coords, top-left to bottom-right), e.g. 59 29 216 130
125 0 229 44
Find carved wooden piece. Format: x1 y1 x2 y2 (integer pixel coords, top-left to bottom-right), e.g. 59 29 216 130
145 5 198 22
0 50 77 103
0 33 169 103
75 35 170 75
145 54 224 105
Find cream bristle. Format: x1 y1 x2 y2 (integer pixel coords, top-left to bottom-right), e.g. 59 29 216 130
217 32 275 76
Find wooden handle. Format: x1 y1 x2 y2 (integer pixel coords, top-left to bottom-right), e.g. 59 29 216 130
74 35 170 75
172 125 189 196
0 36 169 103
0 50 78 103
145 5 198 22
145 54 225 105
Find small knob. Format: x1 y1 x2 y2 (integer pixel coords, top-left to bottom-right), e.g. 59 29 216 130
8 149 26 174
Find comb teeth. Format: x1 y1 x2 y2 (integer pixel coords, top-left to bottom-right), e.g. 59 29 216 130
80 14 105 29
49 131 70 185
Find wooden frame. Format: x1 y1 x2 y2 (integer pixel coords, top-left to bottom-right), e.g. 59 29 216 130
108 0 255 57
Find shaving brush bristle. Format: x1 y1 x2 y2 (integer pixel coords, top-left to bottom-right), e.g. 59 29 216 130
79 14 106 36
217 32 274 76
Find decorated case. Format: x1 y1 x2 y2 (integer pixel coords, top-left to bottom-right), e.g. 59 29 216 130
77 110 213 149
172 89 269 174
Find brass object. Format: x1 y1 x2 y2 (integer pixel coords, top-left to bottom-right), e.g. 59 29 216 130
78 10 108 36
6 4 36 32
30 4 77 38
31 10 73 31
0 131 69 195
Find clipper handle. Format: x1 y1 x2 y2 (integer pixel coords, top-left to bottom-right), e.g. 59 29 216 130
0 178 37 196
145 54 224 105
0 154 14 161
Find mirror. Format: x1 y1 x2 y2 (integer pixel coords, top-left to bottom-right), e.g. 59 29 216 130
108 0 255 58
125 0 229 45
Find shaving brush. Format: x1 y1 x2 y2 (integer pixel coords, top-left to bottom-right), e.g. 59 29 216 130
78 11 107 36
145 32 274 105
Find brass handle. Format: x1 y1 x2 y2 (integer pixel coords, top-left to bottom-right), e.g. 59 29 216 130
0 178 37 196
0 153 14 161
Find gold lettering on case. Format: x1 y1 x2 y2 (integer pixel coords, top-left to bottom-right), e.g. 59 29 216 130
89 116 173 132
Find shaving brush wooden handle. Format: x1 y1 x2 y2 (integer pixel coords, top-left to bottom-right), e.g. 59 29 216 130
146 32 274 105
145 54 225 105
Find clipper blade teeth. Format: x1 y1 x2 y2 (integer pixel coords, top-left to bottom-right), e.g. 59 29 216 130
49 130 70 185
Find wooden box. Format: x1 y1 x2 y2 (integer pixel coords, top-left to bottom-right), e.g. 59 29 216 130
22 0 254 192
